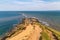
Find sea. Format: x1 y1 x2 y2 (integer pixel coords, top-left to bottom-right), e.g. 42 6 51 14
0 11 60 38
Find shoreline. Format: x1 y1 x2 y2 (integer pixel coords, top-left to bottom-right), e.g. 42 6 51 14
0 17 60 40
37 18 60 31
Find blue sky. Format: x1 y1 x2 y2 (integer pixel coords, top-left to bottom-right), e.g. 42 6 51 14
0 0 60 11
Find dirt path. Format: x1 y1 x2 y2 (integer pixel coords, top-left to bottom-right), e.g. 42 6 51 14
6 24 42 40
28 25 42 40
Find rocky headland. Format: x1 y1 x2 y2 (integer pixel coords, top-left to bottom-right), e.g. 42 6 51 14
1 18 60 40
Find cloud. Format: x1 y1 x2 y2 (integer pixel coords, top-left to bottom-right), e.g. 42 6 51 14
42 0 60 2
0 0 60 11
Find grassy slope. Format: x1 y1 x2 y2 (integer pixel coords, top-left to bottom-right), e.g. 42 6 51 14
46 26 60 40
36 22 60 40
4 18 60 40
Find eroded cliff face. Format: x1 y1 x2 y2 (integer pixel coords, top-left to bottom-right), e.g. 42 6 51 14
1 18 60 40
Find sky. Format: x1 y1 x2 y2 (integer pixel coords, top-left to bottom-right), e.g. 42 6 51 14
0 0 60 11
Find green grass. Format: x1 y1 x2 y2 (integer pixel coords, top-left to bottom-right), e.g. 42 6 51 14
41 31 51 40
37 22 60 40
38 23 51 40
45 26 60 40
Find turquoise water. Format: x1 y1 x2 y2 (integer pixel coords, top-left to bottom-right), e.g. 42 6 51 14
0 11 60 38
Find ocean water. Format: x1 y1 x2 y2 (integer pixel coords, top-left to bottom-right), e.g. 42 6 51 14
0 11 60 38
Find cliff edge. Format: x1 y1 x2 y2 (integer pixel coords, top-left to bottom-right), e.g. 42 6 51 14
1 18 60 40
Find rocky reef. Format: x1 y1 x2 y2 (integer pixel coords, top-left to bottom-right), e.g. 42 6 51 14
1 18 60 40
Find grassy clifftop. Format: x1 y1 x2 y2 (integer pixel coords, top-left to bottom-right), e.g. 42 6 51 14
37 21 60 40
1 18 60 40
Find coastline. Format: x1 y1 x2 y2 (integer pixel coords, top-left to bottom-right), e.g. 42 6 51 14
1 17 60 40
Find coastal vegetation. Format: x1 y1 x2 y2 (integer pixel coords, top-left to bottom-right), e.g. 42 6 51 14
1 18 60 40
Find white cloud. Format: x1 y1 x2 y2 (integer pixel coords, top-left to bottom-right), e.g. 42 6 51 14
0 0 60 11
14 1 32 4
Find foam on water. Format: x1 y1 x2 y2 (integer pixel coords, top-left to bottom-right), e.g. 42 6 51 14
21 13 50 26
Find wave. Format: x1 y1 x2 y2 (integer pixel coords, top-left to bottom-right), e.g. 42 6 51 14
18 13 28 18
39 19 49 26
19 13 50 26
19 13 36 18
0 13 49 26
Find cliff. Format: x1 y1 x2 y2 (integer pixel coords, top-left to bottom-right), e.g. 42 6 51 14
1 18 60 40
